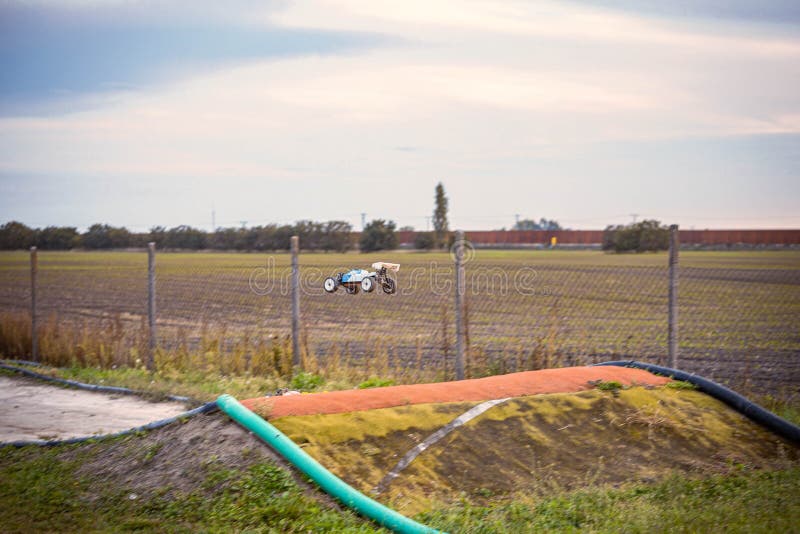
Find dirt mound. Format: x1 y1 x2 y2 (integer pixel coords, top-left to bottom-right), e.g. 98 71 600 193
59 409 345 509
270 386 799 514
243 365 670 419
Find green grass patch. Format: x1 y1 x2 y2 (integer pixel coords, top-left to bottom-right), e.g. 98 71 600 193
358 377 396 389
0 443 382 533
665 380 698 390
2 440 797 533
418 468 800 533
595 380 624 392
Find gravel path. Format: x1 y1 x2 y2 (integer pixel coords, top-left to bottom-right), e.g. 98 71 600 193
0 376 188 442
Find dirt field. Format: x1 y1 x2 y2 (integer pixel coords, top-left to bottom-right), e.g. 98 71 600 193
1 249 798 393
0 375 187 442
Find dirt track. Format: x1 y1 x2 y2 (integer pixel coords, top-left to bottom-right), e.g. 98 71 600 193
0 376 187 442
244 365 670 419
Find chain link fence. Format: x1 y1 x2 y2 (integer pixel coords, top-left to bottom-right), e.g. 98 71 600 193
0 243 798 395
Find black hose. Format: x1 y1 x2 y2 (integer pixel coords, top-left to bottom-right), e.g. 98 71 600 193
1 401 218 448
594 360 800 445
2 359 42 367
0 362 192 403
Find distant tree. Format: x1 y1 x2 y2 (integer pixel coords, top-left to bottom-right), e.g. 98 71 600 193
82 224 132 249
0 221 36 249
603 220 669 252
36 226 79 250
128 232 150 248
513 218 562 231
148 226 167 246
209 227 242 250
320 220 352 252
293 220 326 250
273 225 294 250
360 219 397 252
248 225 277 251
398 225 415 232
413 231 435 250
164 225 206 249
432 182 449 248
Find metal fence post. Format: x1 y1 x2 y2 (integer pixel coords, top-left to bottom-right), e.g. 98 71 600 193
147 242 157 371
291 235 301 368
668 224 679 368
30 246 38 361
454 230 465 380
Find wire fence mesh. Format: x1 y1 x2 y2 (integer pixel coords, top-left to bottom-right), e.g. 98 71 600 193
0 247 798 395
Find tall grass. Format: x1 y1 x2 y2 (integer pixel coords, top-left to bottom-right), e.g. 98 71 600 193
0 311 565 388
3 310 798 421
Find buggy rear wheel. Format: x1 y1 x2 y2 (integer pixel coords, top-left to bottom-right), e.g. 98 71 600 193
382 277 396 294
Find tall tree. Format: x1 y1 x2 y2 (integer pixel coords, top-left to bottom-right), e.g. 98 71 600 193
433 182 449 248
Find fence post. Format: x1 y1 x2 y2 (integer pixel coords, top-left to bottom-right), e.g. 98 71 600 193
147 242 157 371
30 246 38 361
454 230 465 380
668 225 679 368
291 235 301 368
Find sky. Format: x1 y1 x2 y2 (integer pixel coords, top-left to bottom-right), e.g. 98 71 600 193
0 0 799 232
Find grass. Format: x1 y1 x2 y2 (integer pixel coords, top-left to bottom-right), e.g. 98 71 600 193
0 440 797 533
0 444 382 533
418 468 800 533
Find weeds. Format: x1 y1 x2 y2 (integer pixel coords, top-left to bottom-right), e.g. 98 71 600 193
666 379 698 390
594 380 624 392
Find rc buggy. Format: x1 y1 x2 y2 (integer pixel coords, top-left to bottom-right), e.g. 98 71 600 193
323 262 399 295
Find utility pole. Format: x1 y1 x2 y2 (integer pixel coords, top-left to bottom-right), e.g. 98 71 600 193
211 206 216 232
361 212 366 231
630 213 639 224
514 213 520 229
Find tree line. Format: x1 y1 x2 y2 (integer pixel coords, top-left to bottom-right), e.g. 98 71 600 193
0 220 355 252
0 184 454 253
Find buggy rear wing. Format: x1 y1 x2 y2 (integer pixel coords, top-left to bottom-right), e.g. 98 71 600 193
371 262 400 272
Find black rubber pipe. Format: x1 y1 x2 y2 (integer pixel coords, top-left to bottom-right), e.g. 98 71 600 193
594 360 800 445
0 362 191 402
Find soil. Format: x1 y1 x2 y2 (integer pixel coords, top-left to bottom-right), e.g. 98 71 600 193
67 411 280 500
0 375 187 442
243 365 670 419
271 387 800 514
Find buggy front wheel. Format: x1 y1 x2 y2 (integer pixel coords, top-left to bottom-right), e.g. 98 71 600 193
361 276 375 293
323 277 338 293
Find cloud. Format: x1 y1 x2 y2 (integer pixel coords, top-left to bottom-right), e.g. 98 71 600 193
564 0 800 25
273 0 800 57
0 0 391 115
0 1 798 230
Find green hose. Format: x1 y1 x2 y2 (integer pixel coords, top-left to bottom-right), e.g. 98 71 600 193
216 394 441 534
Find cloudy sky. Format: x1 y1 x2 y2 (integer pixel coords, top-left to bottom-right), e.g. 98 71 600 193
1 0 798 231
